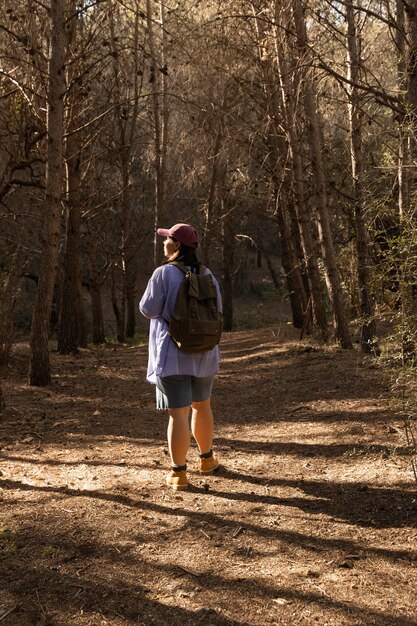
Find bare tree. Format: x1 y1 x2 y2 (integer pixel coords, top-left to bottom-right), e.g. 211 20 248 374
57 3 85 354
29 0 66 385
147 0 169 265
221 199 235 331
0 381 5 411
201 117 224 266
346 0 379 353
291 0 352 349
274 0 329 340
108 2 144 338
252 2 308 329
400 0 417 359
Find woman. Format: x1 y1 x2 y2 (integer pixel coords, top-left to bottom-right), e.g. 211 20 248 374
139 223 221 491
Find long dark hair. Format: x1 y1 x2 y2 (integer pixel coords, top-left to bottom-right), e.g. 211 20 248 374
163 242 201 269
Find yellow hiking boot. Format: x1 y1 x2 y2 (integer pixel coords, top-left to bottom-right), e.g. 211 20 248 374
166 467 189 491
199 451 220 475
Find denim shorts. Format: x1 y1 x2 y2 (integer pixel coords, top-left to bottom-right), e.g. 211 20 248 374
155 375 215 410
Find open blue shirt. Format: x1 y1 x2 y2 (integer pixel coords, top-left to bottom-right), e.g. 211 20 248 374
139 264 222 384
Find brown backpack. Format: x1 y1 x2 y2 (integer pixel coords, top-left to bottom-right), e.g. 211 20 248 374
168 262 222 353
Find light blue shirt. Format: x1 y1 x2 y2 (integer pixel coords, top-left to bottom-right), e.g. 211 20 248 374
139 264 222 384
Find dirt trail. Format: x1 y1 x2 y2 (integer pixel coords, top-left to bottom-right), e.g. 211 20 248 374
1 326 416 626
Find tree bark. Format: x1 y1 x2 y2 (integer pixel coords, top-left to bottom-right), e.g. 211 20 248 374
109 5 140 339
56 2 87 354
0 381 5 411
252 3 308 330
275 196 306 329
273 1 329 340
88 236 106 345
202 124 223 266
400 0 417 359
264 253 280 289
346 0 379 354
292 0 353 349
57 81 82 353
111 268 125 343
29 0 66 385
120 147 136 338
397 0 409 219
57 160 81 354
125 4 144 338
148 0 168 265
405 1 417 117
221 202 234 331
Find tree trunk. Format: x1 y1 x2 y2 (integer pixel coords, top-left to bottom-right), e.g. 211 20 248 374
273 2 329 340
29 0 66 385
109 5 139 339
397 0 409 219
346 0 379 354
202 125 223 266
120 149 136 338
252 3 308 330
124 4 145 338
257 249 263 269
57 2 87 354
111 268 125 343
88 237 105 345
148 0 168 265
400 0 417 359
292 0 352 349
77 283 88 348
264 254 280 289
221 202 234 331
57 130 82 354
275 196 306 329
159 0 169 222
405 1 417 116
0 381 5 411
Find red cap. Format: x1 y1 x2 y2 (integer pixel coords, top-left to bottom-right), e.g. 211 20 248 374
157 223 198 248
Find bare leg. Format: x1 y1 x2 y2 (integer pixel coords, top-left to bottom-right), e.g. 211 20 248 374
167 406 191 467
191 399 214 455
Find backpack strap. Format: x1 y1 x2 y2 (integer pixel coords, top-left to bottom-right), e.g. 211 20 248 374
169 261 206 275
168 261 188 274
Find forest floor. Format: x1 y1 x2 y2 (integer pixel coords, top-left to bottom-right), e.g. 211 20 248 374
1 321 417 626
